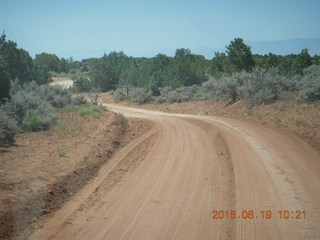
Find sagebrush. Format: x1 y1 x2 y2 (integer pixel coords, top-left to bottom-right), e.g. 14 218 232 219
0 81 87 144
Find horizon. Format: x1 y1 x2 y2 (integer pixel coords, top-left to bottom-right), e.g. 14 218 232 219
1 0 320 60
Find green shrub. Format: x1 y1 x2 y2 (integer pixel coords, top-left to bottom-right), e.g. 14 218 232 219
273 113 282 124
215 76 240 104
159 87 172 96
77 104 102 118
240 67 284 107
114 89 126 102
0 111 20 144
193 87 208 100
131 88 149 104
57 104 103 119
73 77 92 92
203 68 285 107
58 119 68 135
167 90 181 103
78 108 90 116
90 104 102 112
9 90 55 130
280 91 298 101
58 119 82 135
25 115 43 131
246 109 253 116
11 80 83 108
254 110 263 120
281 75 300 91
176 85 199 101
156 86 200 103
58 147 67 157
155 87 172 103
71 95 87 105
201 76 241 104
299 65 320 102
254 87 277 104
202 78 216 99
38 85 72 108
1 82 56 133
0 80 88 144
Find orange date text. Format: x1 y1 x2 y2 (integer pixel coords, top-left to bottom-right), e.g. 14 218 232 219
211 210 306 220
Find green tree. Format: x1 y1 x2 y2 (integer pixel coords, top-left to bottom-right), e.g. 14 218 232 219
292 48 312 75
89 57 118 91
146 54 171 93
167 49 207 87
59 58 70 73
312 55 320 65
74 77 92 92
175 48 191 58
167 58 196 87
0 33 49 101
34 53 60 72
1 37 33 84
32 62 51 85
210 52 227 76
266 53 280 69
119 60 140 96
225 38 255 72
278 55 295 76
104 51 129 77
0 58 10 102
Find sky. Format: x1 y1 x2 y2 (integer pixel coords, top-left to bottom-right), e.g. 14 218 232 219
1 0 320 60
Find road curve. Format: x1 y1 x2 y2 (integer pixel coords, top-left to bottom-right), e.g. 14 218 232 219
30 104 320 240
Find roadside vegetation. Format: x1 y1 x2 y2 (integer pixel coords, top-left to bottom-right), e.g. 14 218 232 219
0 80 87 144
1 33 319 145
68 37 319 108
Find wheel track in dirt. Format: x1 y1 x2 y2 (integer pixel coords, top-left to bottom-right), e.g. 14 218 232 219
29 104 320 240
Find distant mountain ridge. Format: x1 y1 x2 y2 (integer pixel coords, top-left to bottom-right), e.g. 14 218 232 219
195 38 320 59
246 38 320 56
57 38 320 60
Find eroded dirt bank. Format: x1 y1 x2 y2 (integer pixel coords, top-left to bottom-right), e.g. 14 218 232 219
101 93 320 152
0 109 151 239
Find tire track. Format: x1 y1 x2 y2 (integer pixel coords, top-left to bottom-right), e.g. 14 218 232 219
29 104 320 240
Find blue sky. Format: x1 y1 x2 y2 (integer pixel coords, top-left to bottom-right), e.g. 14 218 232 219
1 0 320 59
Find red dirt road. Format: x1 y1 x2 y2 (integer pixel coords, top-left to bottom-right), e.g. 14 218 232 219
29 104 320 240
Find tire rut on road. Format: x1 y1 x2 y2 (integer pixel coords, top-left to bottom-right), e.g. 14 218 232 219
28 104 320 240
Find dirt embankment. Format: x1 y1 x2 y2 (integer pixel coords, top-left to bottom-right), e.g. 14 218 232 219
149 100 320 151
0 109 151 239
101 93 320 152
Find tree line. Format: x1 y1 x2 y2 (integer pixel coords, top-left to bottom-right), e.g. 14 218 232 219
75 38 319 95
1 33 319 104
0 32 73 102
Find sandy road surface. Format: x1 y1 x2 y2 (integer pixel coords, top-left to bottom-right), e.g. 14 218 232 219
49 79 73 88
30 104 320 240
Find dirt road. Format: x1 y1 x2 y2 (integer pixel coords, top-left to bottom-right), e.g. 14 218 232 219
29 104 320 240
49 78 73 88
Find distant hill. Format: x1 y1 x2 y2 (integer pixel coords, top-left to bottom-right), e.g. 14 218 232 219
57 38 320 61
246 38 320 56
195 38 320 59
